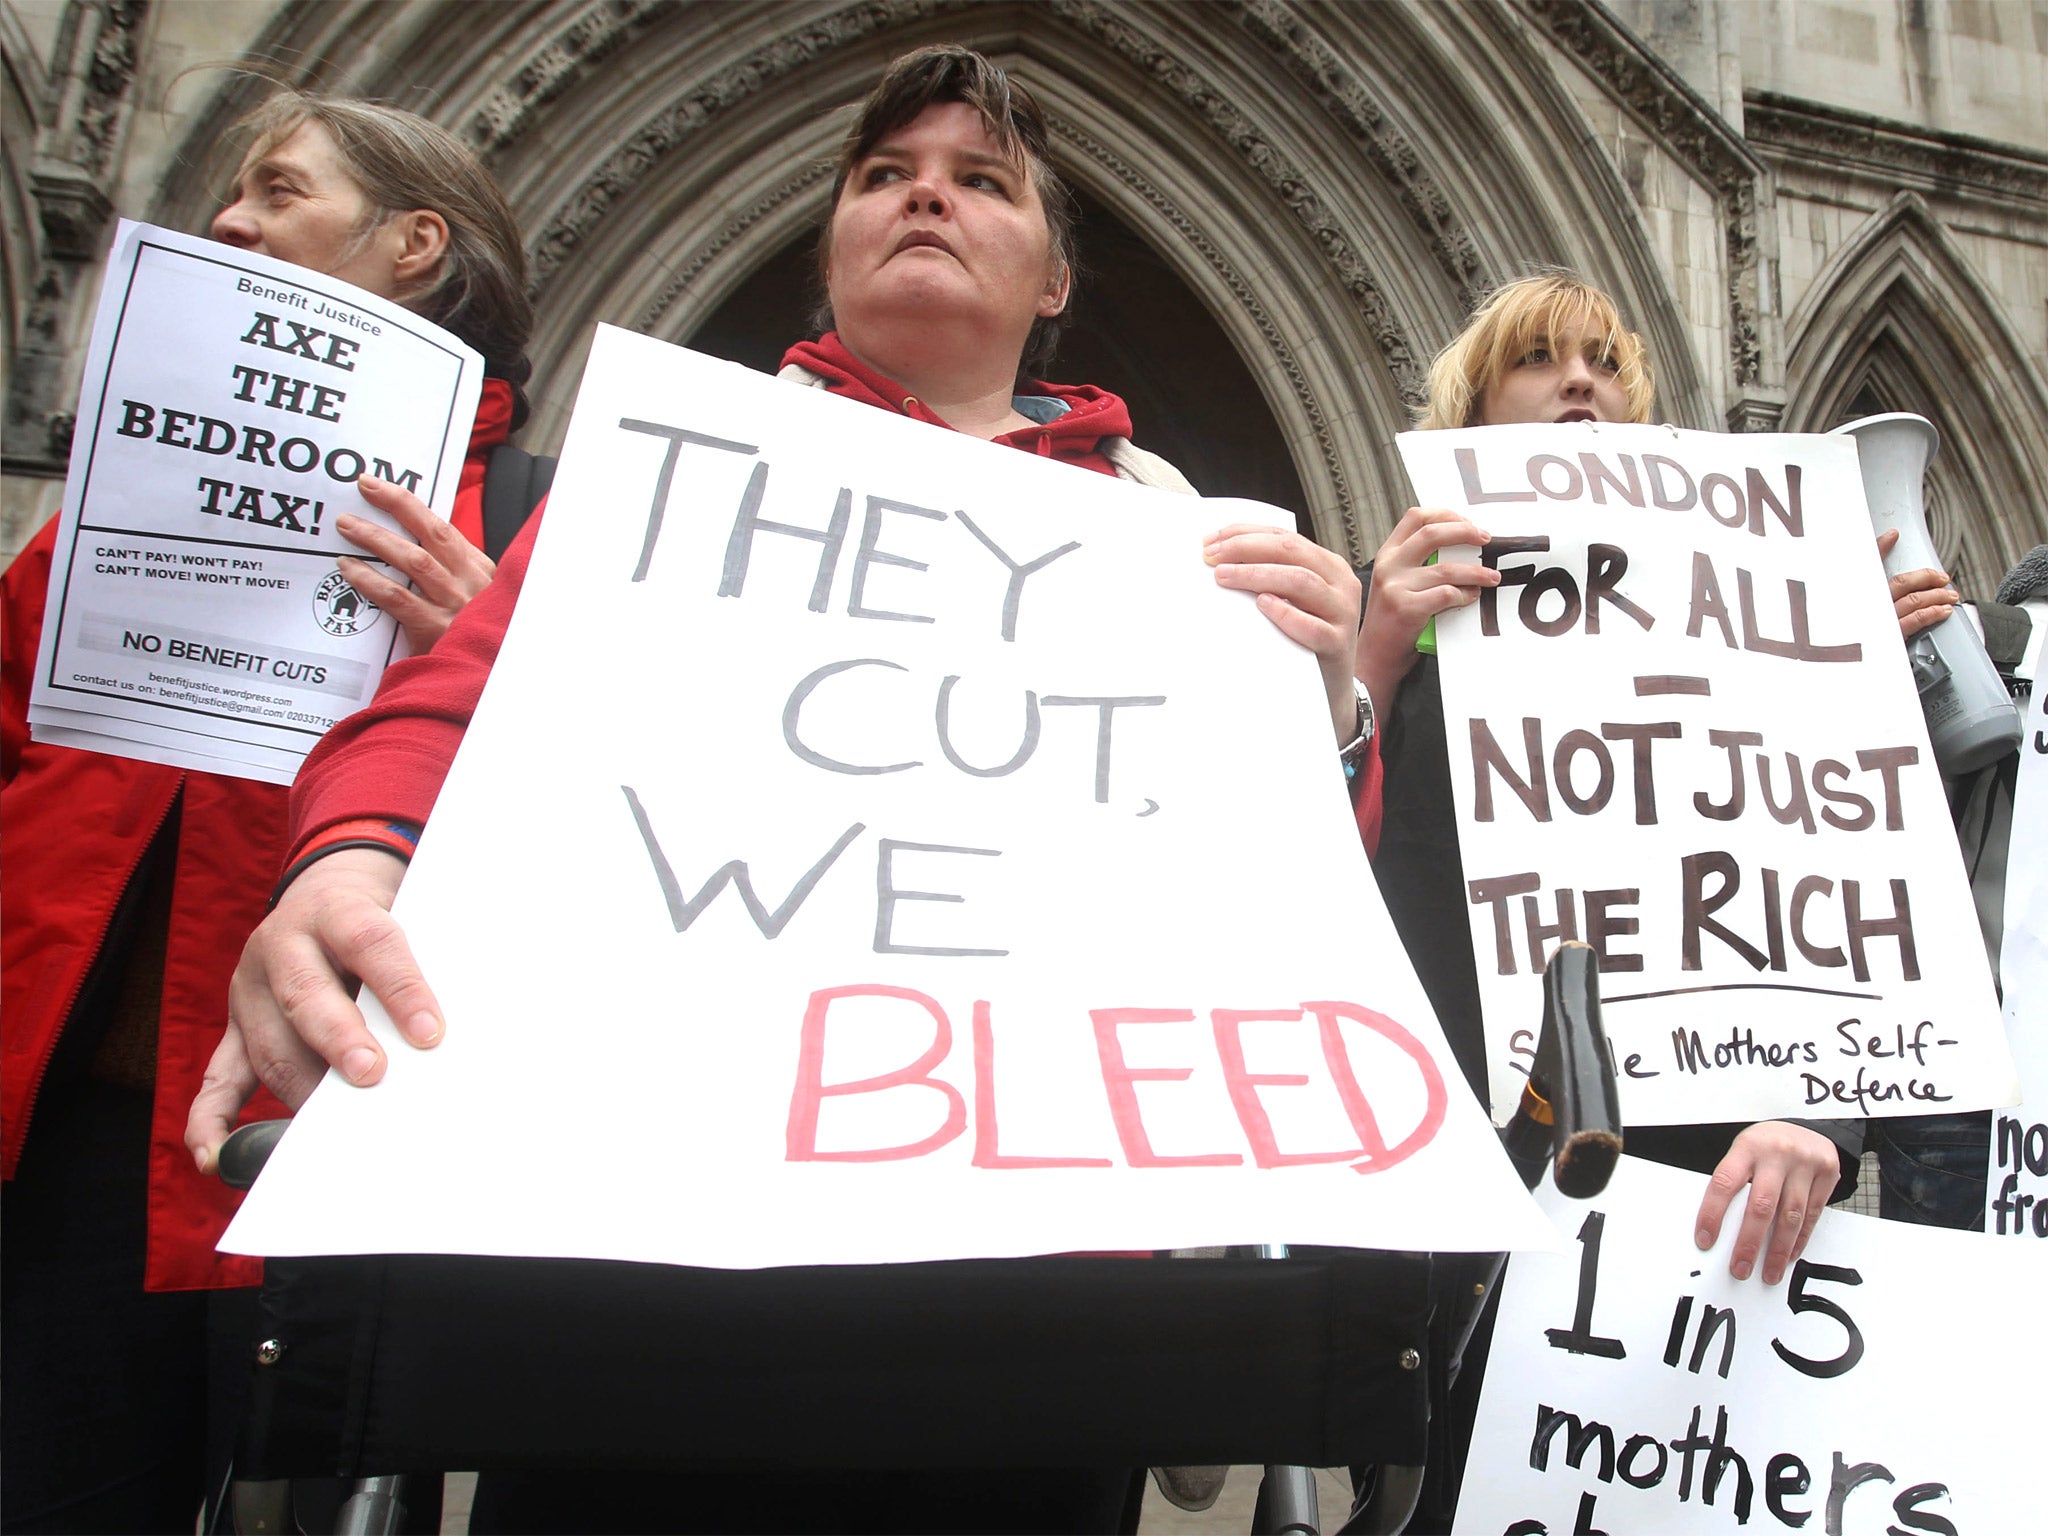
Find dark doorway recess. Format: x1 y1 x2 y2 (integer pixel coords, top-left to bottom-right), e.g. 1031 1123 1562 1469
683 234 819 378
682 188 1310 531
1057 190 1310 529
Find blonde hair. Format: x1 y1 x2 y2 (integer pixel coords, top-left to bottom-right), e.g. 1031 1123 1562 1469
1421 273 1653 430
217 90 535 427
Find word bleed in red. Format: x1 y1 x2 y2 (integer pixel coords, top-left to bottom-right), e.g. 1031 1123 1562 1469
784 985 1448 1172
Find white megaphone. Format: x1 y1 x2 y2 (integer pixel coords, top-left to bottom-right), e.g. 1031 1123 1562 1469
1832 412 2021 776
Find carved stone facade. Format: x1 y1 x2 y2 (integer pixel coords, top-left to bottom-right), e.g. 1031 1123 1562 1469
1527 0 1777 406
3 0 147 494
4 0 2043 591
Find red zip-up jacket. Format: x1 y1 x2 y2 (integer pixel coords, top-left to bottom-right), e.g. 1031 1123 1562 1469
0 379 514 1291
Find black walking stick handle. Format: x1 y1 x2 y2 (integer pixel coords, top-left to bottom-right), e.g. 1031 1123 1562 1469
1500 941 1622 1198
216 1119 291 1191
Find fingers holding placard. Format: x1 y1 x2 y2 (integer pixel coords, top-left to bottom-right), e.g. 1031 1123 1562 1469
336 475 497 652
188 847 435 1169
1205 522 1362 742
1355 507 1496 716
1693 1121 1842 1284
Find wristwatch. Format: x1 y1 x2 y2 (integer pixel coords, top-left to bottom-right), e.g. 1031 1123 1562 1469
1339 677 1375 776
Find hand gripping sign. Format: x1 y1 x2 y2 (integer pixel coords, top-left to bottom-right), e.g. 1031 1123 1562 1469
223 327 1554 1269
1397 425 2015 1129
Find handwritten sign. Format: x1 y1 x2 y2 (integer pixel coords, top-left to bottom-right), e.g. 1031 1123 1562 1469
1398 425 2013 1127
1989 614 2046 1238
28 220 482 783
223 326 1555 1268
1454 1155 2043 1534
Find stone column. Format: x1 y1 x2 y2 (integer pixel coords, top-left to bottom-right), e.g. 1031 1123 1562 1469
2 0 150 558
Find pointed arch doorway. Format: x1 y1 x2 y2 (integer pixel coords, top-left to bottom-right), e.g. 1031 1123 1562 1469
681 188 1313 533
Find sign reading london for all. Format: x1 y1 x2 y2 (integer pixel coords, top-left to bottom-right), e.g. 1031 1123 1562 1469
223 326 1554 1270
1398 425 2013 1127
30 220 481 783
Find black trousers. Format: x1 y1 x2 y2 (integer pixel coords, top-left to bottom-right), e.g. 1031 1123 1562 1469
1 1080 252 1535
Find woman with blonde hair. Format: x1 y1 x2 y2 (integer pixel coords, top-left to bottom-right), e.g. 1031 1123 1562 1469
1361 273 1857 1274
1351 272 1870 1531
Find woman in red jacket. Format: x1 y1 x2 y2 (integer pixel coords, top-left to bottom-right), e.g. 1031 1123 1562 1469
1 91 533 1533
187 45 1365 1533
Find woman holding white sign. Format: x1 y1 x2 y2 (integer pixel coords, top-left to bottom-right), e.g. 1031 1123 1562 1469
2 90 536 1532
188 44 1366 1533
1356 275 1862 1292
1347 273 1889 1536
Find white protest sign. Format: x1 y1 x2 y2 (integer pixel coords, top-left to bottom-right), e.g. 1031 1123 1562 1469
1398 425 2011 1126
1453 1154 2043 1535
224 326 1555 1268
28 220 483 783
1988 615 2047 1238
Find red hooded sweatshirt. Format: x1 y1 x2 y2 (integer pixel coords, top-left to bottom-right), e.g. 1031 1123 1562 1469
780 333 1134 476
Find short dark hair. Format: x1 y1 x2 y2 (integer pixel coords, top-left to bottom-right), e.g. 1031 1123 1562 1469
219 90 536 429
812 45 1077 379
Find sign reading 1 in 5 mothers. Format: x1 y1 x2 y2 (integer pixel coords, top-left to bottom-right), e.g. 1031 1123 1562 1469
1398 425 2013 1127
1453 1156 2041 1535
29 220 482 783
223 325 1555 1270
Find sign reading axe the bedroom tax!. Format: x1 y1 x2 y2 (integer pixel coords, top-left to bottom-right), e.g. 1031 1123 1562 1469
28 220 481 783
223 325 1555 1270
1398 425 2013 1127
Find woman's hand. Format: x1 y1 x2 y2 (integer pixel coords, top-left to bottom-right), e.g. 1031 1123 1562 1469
334 474 496 653
1204 523 1363 744
186 847 437 1174
1355 507 1498 719
1875 528 1958 641
1693 1121 1842 1284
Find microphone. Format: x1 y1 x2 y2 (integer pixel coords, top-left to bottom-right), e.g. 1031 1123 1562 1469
1833 413 2020 776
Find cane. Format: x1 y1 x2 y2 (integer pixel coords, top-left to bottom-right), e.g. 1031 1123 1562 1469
1345 940 1621 1535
